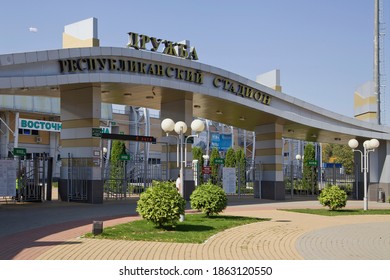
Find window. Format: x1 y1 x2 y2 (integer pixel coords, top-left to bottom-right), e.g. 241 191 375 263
19 129 39 135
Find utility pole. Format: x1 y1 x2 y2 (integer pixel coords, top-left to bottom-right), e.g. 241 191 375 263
374 0 380 124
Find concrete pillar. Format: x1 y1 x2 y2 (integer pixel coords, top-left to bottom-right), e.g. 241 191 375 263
0 112 10 158
59 84 103 203
255 123 284 200
160 97 193 180
374 140 390 201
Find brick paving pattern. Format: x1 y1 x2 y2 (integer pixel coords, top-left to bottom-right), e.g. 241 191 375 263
1 197 390 260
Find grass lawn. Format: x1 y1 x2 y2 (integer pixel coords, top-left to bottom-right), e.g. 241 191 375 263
282 208 390 216
84 214 268 243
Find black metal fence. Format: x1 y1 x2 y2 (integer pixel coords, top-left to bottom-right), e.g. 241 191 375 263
283 163 355 197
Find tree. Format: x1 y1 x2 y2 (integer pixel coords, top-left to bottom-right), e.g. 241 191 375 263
209 147 220 184
111 140 126 162
110 140 126 179
235 148 246 190
302 143 317 194
322 143 354 175
225 147 236 167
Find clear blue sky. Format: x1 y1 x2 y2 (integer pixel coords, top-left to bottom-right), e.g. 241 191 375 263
1 0 389 123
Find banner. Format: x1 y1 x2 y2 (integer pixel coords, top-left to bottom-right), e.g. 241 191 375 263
210 133 232 152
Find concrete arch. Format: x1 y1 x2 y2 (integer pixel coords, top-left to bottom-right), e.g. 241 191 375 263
1 47 390 202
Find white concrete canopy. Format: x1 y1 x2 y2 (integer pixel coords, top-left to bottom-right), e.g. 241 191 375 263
0 47 389 145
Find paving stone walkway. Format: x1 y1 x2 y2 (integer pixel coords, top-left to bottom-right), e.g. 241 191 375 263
1 197 390 260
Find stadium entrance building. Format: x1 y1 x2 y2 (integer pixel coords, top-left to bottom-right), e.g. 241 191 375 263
1 18 390 203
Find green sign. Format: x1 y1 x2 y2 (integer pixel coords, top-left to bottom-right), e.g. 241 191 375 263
92 127 102 137
307 160 318 167
214 158 225 165
19 118 62 132
120 154 131 161
13 148 26 156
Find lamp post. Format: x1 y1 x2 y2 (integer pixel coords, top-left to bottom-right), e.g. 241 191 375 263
294 154 302 197
161 118 205 220
348 138 380 211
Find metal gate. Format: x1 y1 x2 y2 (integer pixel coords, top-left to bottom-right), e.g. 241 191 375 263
67 156 88 201
283 163 355 197
17 156 53 202
103 155 161 199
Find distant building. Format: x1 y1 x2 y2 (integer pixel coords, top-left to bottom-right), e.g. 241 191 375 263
354 81 377 123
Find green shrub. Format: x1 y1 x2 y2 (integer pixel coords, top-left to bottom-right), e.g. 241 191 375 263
136 181 185 228
318 185 347 210
190 182 227 216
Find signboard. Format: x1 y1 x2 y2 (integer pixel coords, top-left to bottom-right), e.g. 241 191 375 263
202 166 211 174
92 127 102 138
210 133 232 152
214 158 225 165
0 160 17 197
323 163 342 168
13 148 26 156
101 133 156 143
19 118 111 134
306 160 318 167
219 134 232 152
120 154 131 161
19 118 62 132
100 126 111 134
223 167 236 194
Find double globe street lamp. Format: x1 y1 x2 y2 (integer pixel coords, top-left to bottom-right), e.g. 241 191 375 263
161 118 205 201
348 138 380 211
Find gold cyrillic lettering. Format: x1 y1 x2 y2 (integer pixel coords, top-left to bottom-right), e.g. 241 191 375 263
245 88 254 98
97 59 106 70
263 95 271 105
127 32 139 49
108 59 117 71
150 37 162 51
118 60 126 71
213 77 221 87
138 62 146 74
186 71 194 82
147 64 156 75
237 85 245 97
139 34 150 50
177 44 188 58
156 64 164 76
223 79 231 91
189 47 199 60
195 71 204 84
166 66 174 77
176 68 184 80
59 60 68 73
163 41 178 56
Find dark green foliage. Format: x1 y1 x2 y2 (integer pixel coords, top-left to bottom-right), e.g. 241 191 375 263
235 149 246 188
209 147 220 184
190 182 227 216
136 181 186 228
110 140 126 179
225 147 236 167
302 143 317 193
322 143 354 175
318 185 347 210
